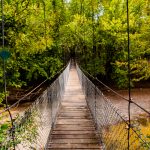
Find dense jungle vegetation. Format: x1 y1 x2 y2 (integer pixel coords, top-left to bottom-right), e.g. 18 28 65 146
0 0 150 103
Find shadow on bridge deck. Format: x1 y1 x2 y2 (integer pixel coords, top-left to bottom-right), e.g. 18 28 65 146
46 64 102 149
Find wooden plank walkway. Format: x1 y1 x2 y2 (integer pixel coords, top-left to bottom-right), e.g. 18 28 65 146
46 65 102 150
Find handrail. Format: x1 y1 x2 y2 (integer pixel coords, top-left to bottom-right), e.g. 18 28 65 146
76 63 150 149
79 65 150 115
0 61 70 115
0 61 71 149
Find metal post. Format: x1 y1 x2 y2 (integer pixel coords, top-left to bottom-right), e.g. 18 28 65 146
127 0 131 149
94 87 97 129
86 78 88 98
1 0 4 47
43 0 47 48
1 0 15 149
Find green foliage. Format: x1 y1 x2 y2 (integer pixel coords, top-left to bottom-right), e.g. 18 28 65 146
0 109 39 149
0 95 5 107
0 0 150 148
0 0 150 97
0 123 10 148
0 0 66 102
15 109 39 147
142 135 150 149
71 0 150 88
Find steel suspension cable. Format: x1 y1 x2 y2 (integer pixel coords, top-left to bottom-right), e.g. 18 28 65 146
82 0 86 67
91 0 96 77
43 0 47 48
79 66 150 115
1 0 4 47
80 0 85 62
91 0 99 130
126 0 131 149
61 0 66 65
77 64 150 148
0 61 70 115
79 0 82 55
1 0 15 149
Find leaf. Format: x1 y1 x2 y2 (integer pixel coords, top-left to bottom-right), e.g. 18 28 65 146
1 124 9 130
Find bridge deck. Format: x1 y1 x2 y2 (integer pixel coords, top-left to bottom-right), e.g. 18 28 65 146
47 65 102 149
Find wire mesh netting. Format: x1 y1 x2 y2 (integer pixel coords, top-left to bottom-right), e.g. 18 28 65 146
0 62 70 150
76 64 150 150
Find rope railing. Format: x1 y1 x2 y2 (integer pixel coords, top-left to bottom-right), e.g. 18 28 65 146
0 61 70 150
77 64 150 116
76 63 150 150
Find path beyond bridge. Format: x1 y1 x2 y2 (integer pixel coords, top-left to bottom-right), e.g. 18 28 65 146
46 64 102 149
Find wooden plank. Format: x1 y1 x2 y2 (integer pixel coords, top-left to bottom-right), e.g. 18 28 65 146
52 130 97 135
55 124 95 128
51 134 98 139
58 117 92 119
56 120 93 125
59 112 90 116
60 109 89 112
47 143 100 149
57 118 93 122
54 126 95 131
49 138 99 144
61 102 87 106
48 149 101 150
61 106 87 109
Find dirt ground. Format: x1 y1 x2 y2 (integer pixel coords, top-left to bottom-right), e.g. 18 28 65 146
1 88 149 120
103 88 150 119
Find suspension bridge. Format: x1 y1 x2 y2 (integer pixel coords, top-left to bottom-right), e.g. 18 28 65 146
0 0 150 148
0 60 149 150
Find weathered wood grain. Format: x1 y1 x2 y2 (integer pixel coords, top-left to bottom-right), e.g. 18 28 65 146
46 66 102 149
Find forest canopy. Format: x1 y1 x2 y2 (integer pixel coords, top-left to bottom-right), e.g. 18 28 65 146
0 0 150 103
